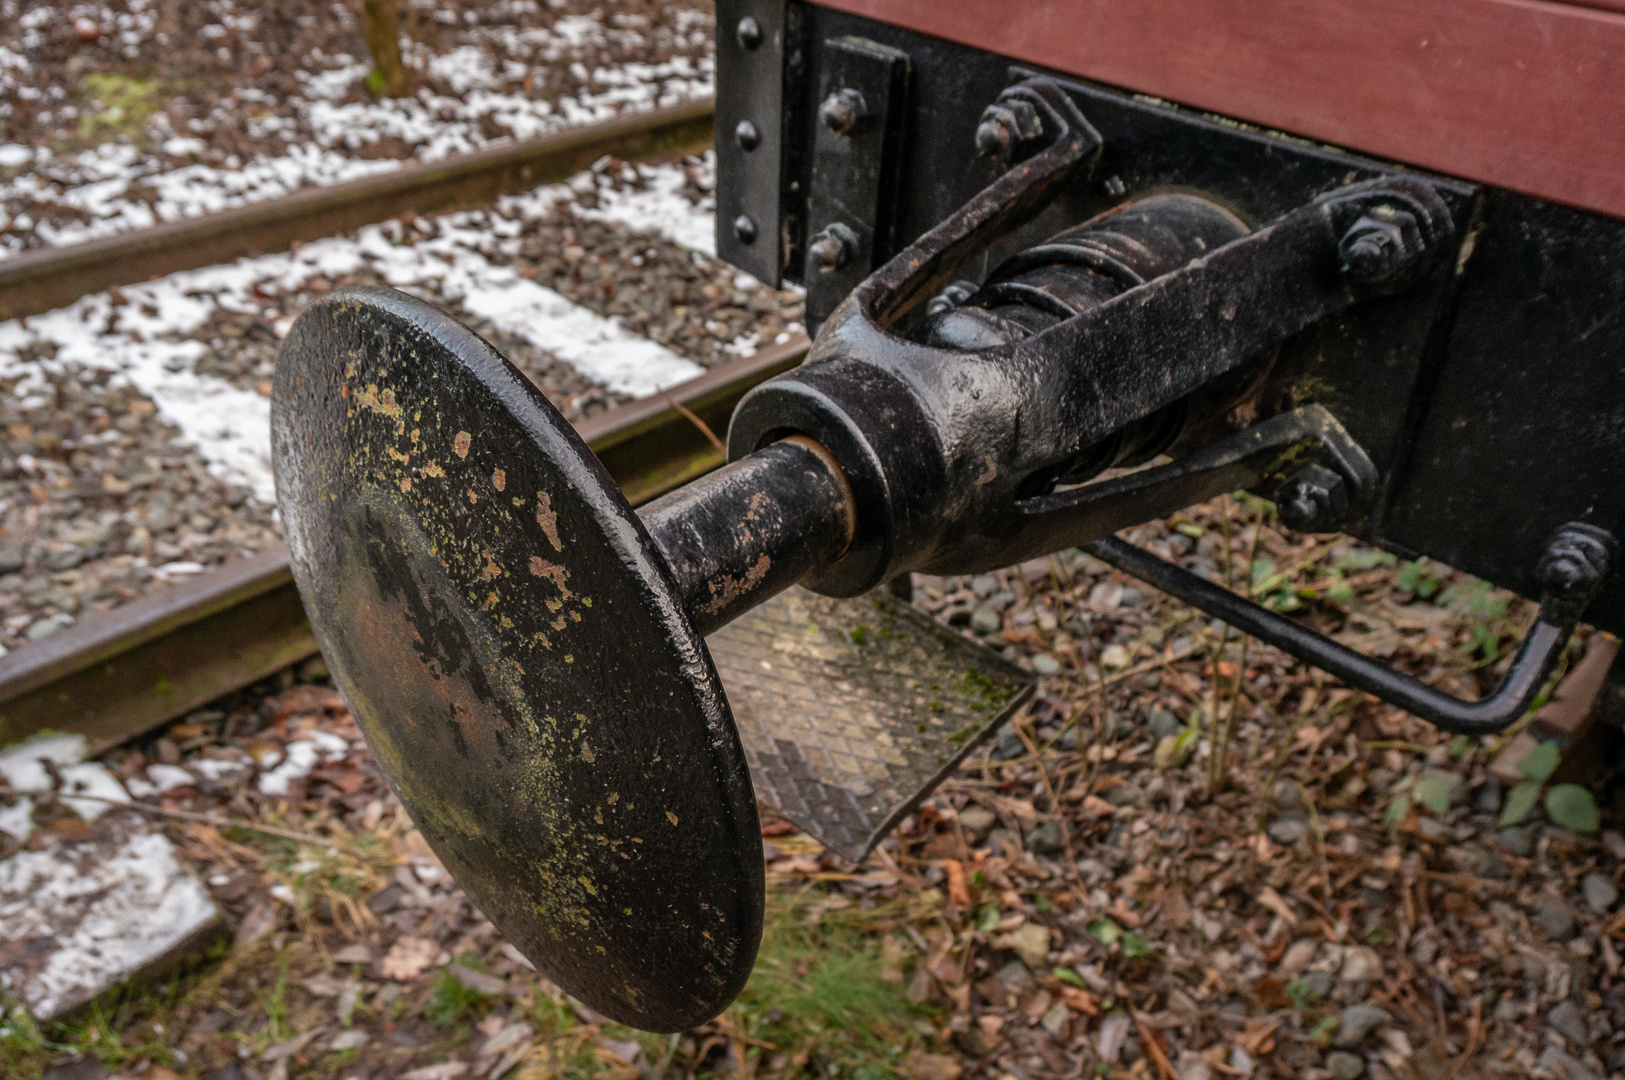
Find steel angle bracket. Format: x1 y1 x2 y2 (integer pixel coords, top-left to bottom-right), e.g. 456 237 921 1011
707 586 1035 862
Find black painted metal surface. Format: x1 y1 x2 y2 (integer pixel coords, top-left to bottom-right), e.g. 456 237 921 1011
271 288 762 1032
728 4 1625 637
641 435 854 634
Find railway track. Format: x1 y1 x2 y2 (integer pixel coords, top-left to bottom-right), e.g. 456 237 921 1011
0 96 817 751
0 335 807 750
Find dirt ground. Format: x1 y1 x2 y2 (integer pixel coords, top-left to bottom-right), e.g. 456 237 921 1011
3 492 1623 1080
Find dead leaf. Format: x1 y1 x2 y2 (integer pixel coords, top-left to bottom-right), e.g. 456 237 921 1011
1082 794 1118 817
1157 885 1192 928
1235 1019 1279 1057
1251 977 1292 1010
1058 986 1100 1015
1256 886 1298 927
942 859 971 908
234 901 279 947
382 935 439 981
904 1052 963 1080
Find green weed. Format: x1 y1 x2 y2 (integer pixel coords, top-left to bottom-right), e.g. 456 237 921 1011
78 74 161 146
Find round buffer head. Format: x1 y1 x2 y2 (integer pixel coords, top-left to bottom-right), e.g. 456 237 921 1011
271 287 763 1032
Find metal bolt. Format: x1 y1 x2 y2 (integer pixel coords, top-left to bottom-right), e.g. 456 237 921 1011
733 215 757 245
1536 525 1616 599
926 280 978 317
1276 465 1348 533
735 119 760 151
1338 207 1419 285
818 89 867 136
736 16 763 50
807 223 859 273
974 98 1043 162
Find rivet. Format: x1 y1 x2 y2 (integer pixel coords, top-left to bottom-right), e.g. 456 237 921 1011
735 119 760 151
733 215 758 245
736 16 763 50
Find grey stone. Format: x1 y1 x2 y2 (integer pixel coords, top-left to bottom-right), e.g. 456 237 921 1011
24 614 70 641
1075 858 1111 885
1026 820 1066 856
1273 780 1306 813
1057 726 1082 752
1031 654 1062 677
42 1061 108 1080
970 574 998 598
1147 707 1183 741
970 606 1003 635
1325 1050 1365 1080
1332 1004 1392 1048
958 806 998 842
1473 778 1504 814
1498 825 1538 857
1105 783 1144 808
1415 816 1452 843
1267 816 1311 844
1538 1047 1599 1080
0 541 24 574
1119 586 1144 608
1582 872 1619 914
1535 899 1577 940
1547 1000 1592 1047
986 828 1018 855
994 723 1024 760
987 590 1017 612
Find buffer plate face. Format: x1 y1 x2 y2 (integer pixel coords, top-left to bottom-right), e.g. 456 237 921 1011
710 588 1035 863
271 287 762 1033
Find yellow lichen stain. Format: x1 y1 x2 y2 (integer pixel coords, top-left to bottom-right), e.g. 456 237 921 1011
582 597 592 607
422 461 445 478
483 591 500 610
512 496 524 507
581 739 595 763
454 431 472 458
666 811 679 825
632 837 642 844
570 611 581 623
387 447 410 463
536 492 561 550
606 793 618 805
358 384 403 418
467 488 478 504
546 598 563 612
410 428 420 445
492 468 506 492
340 384 351 398
528 557 572 597
578 875 597 896
398 477 412 493
552 616 566 631
594 807 604 824
533 632 552 648
564 654 574 663
500 615 513 629
479 550 502 581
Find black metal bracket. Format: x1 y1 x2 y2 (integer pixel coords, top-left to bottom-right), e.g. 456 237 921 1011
993 404 1376 572
1087 524 1617 734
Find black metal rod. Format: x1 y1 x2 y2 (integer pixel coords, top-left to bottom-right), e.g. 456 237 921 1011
1085 535 1591 735
640 437 855 636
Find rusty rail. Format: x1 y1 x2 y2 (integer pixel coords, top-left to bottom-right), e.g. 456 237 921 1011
0 336 807 751
0 98 715 323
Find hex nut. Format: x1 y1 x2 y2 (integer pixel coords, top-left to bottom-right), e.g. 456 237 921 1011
818 89 867 136
1277 465 1348 533
1339 207 1419 285
807 223 859 273
974 98 1043 161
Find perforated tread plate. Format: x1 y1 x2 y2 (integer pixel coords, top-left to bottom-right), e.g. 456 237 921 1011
708 588 1036 862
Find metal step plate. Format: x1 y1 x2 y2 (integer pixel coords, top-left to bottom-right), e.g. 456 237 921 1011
707 588 1036 862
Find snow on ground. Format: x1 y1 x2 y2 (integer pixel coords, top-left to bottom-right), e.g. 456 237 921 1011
0 7 714 256
0 161 718 502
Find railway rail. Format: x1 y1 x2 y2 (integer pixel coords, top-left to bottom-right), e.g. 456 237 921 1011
0 94 804 750
0 335 808 750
